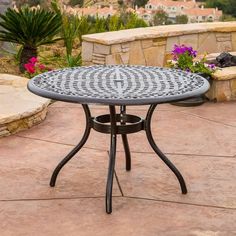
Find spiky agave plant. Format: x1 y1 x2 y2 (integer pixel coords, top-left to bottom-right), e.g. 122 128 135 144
0 6 62 72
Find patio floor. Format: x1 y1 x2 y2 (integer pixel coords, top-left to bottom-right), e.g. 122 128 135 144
0 101 236 236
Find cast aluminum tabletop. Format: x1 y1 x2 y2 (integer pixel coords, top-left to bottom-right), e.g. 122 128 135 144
28 65 210 214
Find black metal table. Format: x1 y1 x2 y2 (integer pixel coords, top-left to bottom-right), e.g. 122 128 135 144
28 65 209 214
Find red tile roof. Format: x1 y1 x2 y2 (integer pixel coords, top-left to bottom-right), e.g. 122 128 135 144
66 6 117 16
147 0 197 8
183 8 222 17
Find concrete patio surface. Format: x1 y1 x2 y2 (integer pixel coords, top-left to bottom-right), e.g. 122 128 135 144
0 101 236 236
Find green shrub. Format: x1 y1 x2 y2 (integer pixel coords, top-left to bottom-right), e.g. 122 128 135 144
120 12 148 29
0 6 61 72
107 15 124 31
51 0 86 67
175 15 188 24
77 16 91 44
61 14 81 57
93 16 107 33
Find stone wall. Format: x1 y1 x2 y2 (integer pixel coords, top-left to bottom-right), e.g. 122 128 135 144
206 66 236 102
82 22 236 102
0 74 50 138
82 22 236 67
0 108 48 137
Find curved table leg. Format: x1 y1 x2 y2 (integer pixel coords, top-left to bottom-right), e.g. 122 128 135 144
50 104 91 187
106 105 117 214
121 134 131 171
145 104 187 194
120 106 131 171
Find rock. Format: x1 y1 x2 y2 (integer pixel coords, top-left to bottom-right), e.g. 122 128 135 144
212 67 236 80
214 80 231 101
232 33 236 51
152 37 167 47
230 79 236 98
120 53 129 64
166 37 180 52
216 33 231 42
217 41 232 52
81 42 93 62
179 34 198 50
141 39 153 49
111 44 122 53
216 52 236 67
106 54 123 65
205 52 236 62
198 33 217 54
143 46 165 66
128 41 146 65
92 53 106 65
94 43 110 55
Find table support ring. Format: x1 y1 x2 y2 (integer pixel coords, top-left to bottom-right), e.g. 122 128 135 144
49 103 187 214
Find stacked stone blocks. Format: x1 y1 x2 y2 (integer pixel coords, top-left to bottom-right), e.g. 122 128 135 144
82 22 236 102
0 74 50 138
207 66 236 102
0 109 47 137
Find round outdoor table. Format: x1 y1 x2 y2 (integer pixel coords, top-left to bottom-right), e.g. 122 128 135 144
28 65 210 214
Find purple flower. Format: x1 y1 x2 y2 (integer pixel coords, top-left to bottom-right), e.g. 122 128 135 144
208 64 216 69
192 50 197 57
172 44 197 58
169 44 215 76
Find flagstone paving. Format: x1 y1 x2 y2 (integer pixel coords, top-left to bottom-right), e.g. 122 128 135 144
0 101 236 236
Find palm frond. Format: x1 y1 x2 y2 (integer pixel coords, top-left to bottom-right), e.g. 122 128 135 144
0 6 62 48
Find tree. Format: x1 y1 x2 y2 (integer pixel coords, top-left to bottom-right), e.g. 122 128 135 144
205 0 236 17
220 14 236 21
69 0 84 7
77 16 91 43
118 0 124 8
152 10 168 25
133 0 148 8
175 15 188 24
0 7 61 72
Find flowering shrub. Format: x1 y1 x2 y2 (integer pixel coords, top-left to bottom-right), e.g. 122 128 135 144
168 44 216 76
24 57 51 78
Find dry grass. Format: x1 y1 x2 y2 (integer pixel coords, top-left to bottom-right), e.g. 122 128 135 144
0 42 81 76
0 56 21 76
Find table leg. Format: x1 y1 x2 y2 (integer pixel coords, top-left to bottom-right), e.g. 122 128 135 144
145 104 187 194
50 104 91 187
120 106 131 171
106 105 117 214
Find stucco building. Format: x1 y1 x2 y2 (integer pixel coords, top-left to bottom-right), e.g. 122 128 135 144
143 0 222 23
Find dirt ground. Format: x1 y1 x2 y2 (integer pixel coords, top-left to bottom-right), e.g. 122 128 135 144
0 42 80 76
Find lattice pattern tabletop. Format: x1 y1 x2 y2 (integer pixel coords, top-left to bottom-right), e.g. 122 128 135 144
28 65 210 105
